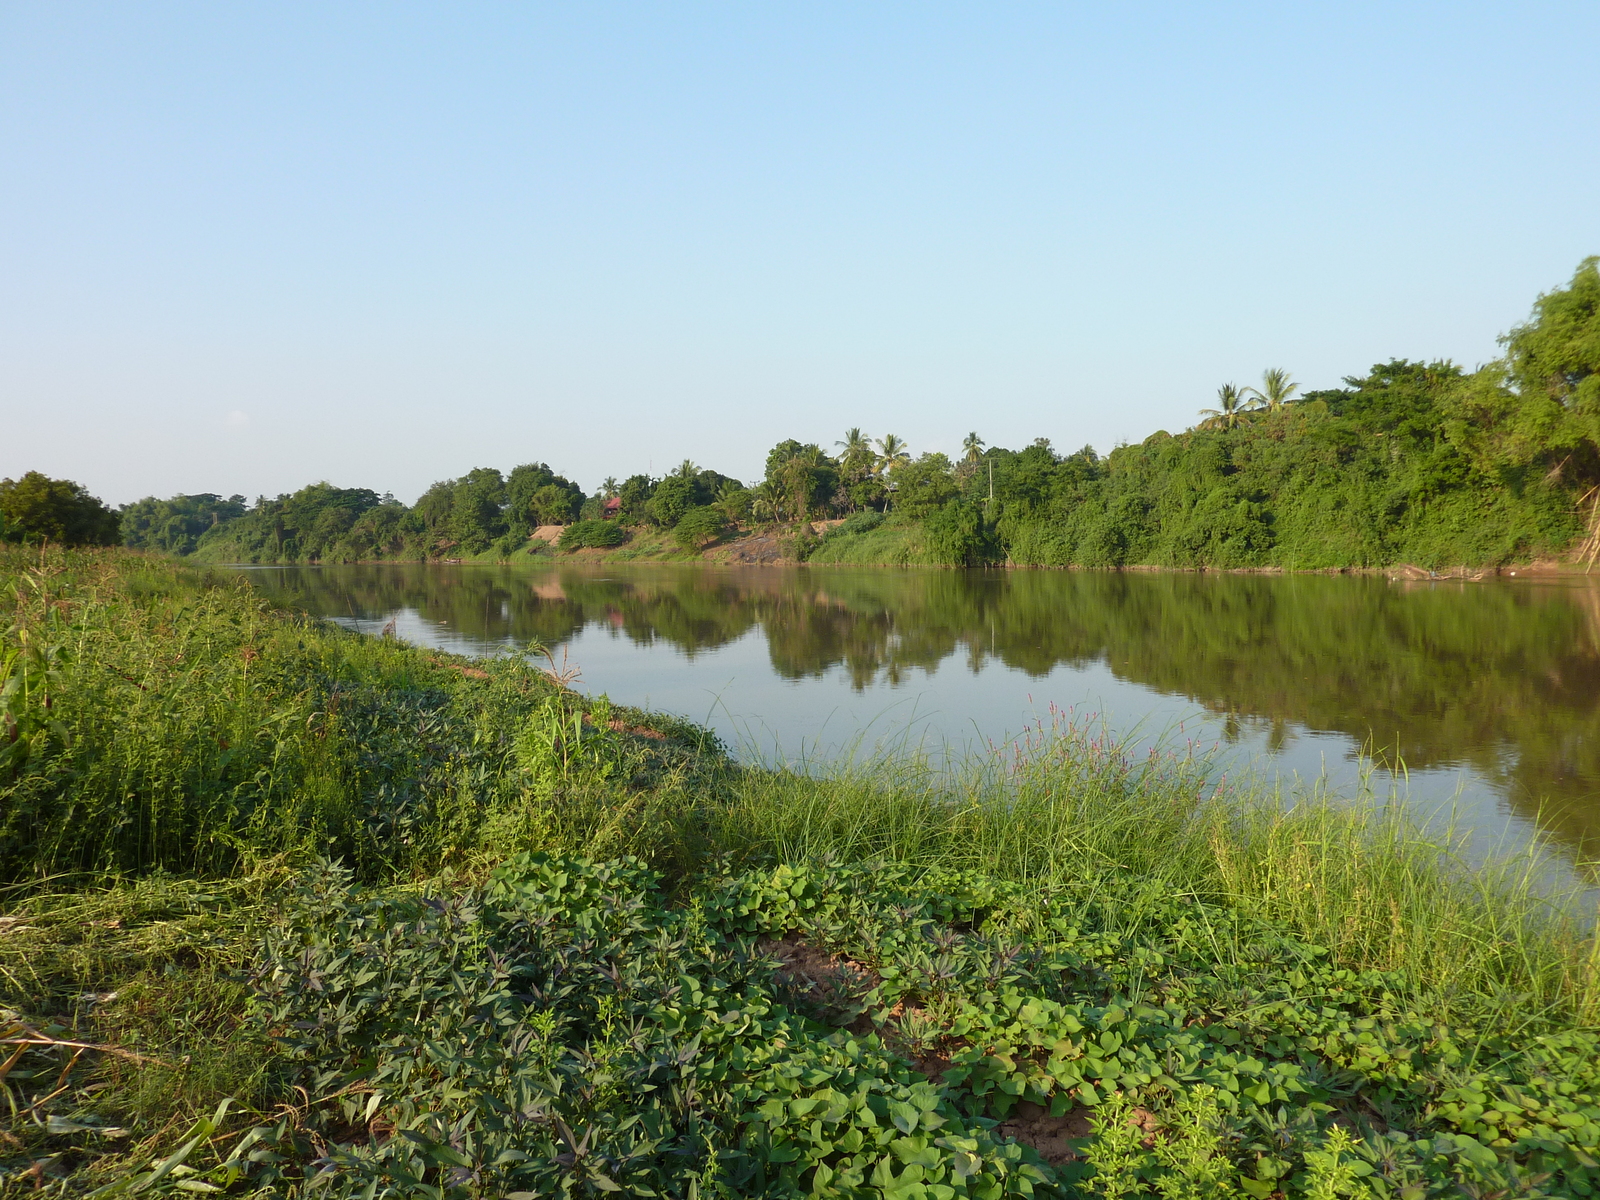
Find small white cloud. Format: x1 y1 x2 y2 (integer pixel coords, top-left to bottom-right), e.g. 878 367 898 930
226 410 250 428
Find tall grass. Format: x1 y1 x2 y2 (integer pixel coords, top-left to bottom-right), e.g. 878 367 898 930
709 715 1600 1031
6 545 1596 1028
7 547 1600 1190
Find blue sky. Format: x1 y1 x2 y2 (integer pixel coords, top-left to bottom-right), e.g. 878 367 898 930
3 2 1597 505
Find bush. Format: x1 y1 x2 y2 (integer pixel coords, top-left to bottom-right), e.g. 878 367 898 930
836 509 884 535
559 520 626 550
924 499 992 566
674 504 729 549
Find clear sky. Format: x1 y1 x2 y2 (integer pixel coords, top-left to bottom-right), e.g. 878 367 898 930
3 2 1597 506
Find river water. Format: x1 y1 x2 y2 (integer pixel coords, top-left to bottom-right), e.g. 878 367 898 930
221 562 1600 886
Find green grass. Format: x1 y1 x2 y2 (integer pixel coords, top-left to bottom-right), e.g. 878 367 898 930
805 515 935 566
3 548 1598 1197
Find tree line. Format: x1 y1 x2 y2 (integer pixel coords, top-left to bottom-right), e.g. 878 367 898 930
6 256 1596 569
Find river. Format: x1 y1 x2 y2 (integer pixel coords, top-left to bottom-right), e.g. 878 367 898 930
220 561 1600 888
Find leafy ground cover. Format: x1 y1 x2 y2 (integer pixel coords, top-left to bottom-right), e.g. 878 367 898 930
2 548 1598 1197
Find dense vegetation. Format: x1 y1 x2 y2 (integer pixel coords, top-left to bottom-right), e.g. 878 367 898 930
14 254 1568 570
4 548 1600 1196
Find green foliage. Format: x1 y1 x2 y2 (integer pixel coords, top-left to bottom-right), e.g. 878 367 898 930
188 482 416 564
0 547 702 881
561 519 627 550
119 494 247 555
141 851 1600 1198
7 550 1600 1196
1446 257 1600 486
0 472 120 547
765 440 841 523
894 453 959 519
506 462 584 528
924 499 992 566
991 362 1578 569
675 504 730 549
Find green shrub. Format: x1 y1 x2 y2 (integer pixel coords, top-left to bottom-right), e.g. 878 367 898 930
674 504 729 549
559 519 626 550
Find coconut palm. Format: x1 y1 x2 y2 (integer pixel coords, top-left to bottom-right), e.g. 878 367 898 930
1246 368 1300 414
750 479 785 524
672 459 699 480
837 427 870 458
962 432 986 464
1199 384 1247 429
836 428 875 481
874 434 911 479
600 476 620 499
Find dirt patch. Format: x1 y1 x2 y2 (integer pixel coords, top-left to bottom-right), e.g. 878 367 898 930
444 664 490 679
995 1101 1092 1166
606 719 666 740
529 525 566 545
761 936 878 1020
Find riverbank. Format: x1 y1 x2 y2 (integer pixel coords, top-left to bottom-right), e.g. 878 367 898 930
5 548 1599 1196
200 515 1600 577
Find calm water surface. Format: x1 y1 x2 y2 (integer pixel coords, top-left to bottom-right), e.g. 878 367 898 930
223 562 1600 884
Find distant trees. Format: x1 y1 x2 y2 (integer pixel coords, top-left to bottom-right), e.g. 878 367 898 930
121 493 246 554
64 256 1600 572
0 473 120 546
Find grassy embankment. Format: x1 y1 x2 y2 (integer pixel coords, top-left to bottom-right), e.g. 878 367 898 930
3 548 1598 1197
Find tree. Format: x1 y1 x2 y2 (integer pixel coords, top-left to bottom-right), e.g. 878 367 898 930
616 474 656 524
1445 257 1600 488
1247 368 1300 414
120 493 248 554
714 480 752 524
893 453 958 518
1199 383 1248 429
836 428 875 480
0 473 120 546
599 477 620 499
674 505 729 549
874 434 911 479
751 480 785 523
506 463 585 531
962 432 986 464
763 440 838 523
530 484 578 526
649 475 699 527
446 468 508 554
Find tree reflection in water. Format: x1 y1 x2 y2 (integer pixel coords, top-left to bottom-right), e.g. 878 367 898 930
221 562 1600 869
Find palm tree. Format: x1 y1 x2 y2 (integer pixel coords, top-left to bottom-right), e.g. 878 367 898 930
874 434 911 479
1199 384 1247 430
836 427 875 482
1246 368 1300 414
600 476 620 499
962 432 986 464
751 479 785 524
672 459 699 480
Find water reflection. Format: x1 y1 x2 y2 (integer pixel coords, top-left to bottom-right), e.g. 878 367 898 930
220 562 1600 872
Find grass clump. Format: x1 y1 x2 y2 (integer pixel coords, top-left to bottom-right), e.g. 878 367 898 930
2 548 1598 1197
